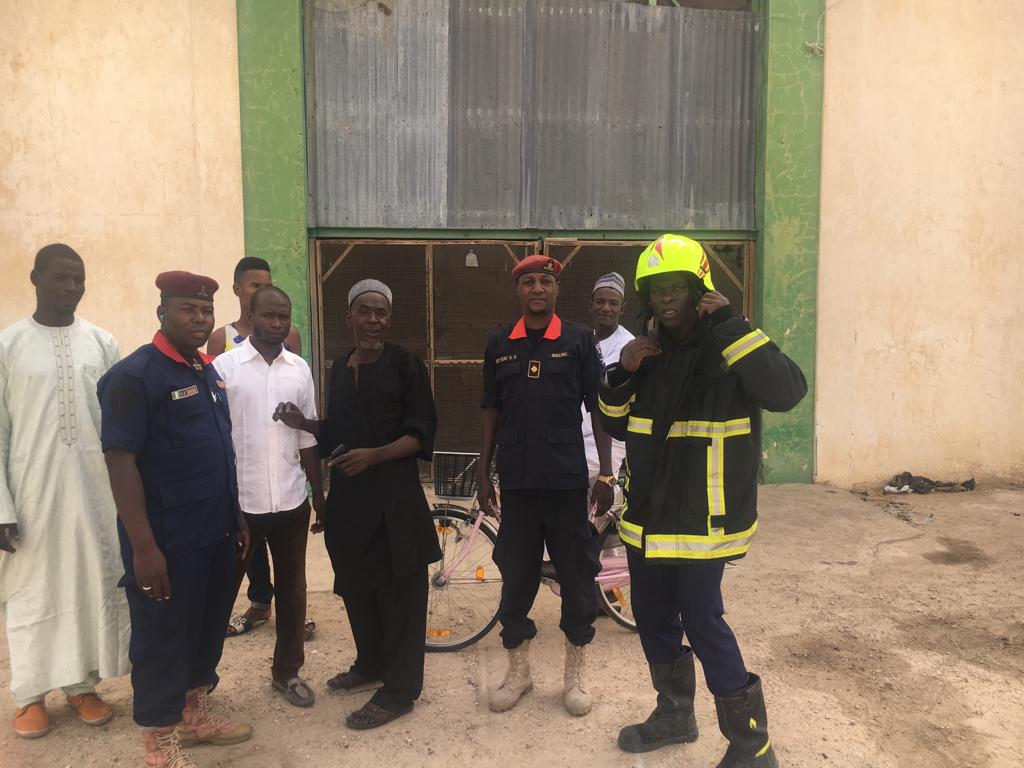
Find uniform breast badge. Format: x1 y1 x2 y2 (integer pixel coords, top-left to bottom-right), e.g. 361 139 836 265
528 360 541 379
171 385 200 401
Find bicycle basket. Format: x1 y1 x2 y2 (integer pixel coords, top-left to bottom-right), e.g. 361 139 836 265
432 452 480 499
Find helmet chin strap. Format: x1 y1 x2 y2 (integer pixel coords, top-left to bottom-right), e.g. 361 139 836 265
638 304 654 337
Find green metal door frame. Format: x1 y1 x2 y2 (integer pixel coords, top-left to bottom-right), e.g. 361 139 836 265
235 0 824 481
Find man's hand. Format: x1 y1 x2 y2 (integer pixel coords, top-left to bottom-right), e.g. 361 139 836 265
0 524 20 553
273 402 306 430
310 492 325 534
134 545 171 601
696 290 731 318
330 447 378 477
590 479 614 517
619 337 661 372
477 477 499 518
236 519 251 562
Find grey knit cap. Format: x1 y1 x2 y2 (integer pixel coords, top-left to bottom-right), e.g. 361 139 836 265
592 272 625 297
348 279 393 307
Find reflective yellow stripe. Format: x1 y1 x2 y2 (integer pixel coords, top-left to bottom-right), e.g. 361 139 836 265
706 437 725 533
722 329 770 366
598 394 634 418
627 416 653 435
666 418 751 439
618 517 643 549
644 522 758 559
755 739 772 758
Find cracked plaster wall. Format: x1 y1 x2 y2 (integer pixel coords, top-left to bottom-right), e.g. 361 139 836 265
0 1 245 353
816 0 1024 486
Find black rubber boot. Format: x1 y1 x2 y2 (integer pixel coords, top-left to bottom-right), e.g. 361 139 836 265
617 647 699 753
713 674 779 768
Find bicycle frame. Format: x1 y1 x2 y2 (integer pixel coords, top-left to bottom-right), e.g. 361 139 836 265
434 503 494 587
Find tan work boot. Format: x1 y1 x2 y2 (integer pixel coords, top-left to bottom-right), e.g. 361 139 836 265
489 640 534 712
563 640 592 715
143 727 197 768
177 687 253 747
67 692 114 726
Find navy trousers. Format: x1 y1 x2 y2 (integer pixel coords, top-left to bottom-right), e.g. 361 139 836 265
124 536 236 727
493 489 600 649
627 548 748 695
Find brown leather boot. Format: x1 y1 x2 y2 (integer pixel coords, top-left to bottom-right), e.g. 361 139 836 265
13 701 49 739
143 727 197 768
67 692 114 726
177 687 252 747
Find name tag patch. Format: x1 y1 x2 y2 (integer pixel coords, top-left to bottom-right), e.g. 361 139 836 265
171 385 200 401
549 351 570 359
528 360 541 379
496 353 518 364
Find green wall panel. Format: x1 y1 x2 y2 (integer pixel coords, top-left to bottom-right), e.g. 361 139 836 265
236 0 311 361
755 0 824 482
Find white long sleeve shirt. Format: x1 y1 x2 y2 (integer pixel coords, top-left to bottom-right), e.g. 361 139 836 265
214 338 318 515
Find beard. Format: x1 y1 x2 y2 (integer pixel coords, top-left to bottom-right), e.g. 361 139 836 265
357 339 384 351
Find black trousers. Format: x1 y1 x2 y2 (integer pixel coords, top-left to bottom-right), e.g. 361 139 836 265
234 502 310 682
245 540 275 608
125 536 236 727
627 548 748 695
493 489 599 649
340 567 429 711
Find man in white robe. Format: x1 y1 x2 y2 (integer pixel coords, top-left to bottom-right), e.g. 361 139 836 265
0 243 130 738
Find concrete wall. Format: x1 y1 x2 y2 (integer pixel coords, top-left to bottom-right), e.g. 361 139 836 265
816 1 1024 486
0 1 245 354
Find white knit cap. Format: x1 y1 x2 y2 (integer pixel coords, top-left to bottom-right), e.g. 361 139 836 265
592 272 625 297
348 279 393 307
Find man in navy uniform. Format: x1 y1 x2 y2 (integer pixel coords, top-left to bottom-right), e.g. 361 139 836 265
478 255 615 717
98 271 253 768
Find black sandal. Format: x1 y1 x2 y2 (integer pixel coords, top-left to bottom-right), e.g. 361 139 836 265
345 701 412 730
326 669 383 695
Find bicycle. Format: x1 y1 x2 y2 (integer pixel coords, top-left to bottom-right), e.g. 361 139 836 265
425 452 636 652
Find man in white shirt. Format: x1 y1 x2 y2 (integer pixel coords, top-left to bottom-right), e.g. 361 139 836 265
582 273 634 484
214 286 323 708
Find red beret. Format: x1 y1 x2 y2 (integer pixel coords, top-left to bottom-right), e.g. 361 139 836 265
156 271 219 300
511 255 562 281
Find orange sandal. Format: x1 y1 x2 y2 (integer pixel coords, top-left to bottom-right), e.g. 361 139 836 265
14 702 49 738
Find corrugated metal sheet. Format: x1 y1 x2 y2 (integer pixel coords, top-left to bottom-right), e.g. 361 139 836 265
308 0 449 228
308 0 759 230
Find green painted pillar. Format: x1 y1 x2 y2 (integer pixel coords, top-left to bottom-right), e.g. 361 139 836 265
755 0 824 482
236 0 311 360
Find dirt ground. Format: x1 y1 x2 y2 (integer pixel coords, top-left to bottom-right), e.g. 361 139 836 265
2 484 1023 768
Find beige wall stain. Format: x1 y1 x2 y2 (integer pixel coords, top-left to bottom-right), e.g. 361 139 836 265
0 1 245 354
816 0 1024 486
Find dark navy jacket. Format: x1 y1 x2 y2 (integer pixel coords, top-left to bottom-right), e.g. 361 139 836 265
98 332 237 566
481 314 602 491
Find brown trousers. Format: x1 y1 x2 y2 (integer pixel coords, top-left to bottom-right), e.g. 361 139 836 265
234 500 310 682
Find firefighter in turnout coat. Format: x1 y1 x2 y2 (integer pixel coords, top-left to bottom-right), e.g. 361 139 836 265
598 235 806 767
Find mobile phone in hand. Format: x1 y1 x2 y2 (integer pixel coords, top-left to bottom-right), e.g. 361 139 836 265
328 443 349 460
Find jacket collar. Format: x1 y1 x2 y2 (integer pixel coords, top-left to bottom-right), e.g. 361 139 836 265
153 331 213 367
508 313 562 340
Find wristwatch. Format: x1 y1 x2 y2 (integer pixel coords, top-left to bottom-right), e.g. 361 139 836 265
597 474 616 488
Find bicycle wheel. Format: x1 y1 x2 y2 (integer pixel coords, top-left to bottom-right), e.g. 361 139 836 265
595 524 636 631
426 505 503 652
